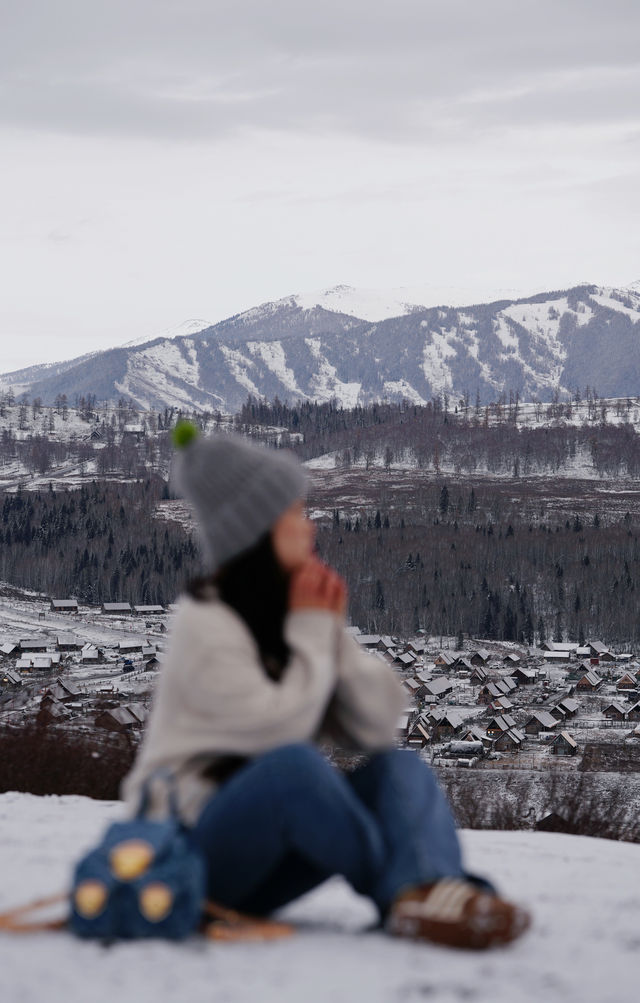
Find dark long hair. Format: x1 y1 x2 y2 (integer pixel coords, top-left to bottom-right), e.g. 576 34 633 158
188 533 291 680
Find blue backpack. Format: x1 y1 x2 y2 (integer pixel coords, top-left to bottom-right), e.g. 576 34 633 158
0 777 293 942
70 775 206 940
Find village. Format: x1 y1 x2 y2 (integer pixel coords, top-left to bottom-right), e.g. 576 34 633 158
1 587 640 783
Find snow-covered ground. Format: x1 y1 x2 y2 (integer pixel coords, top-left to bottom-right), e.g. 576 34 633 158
0 792 637 1003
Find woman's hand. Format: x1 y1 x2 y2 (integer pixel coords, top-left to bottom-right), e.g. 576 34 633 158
289 558 348 618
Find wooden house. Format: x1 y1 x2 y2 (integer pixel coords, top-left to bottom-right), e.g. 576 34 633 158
118 639 144 654
557 697 579 718
602 701 628 722
478 682 502 704
122 423 145 441
422 677 455 700
406 640 425 655
551 732 578 756
588 641 614 662
524 711 559 736
542 650 571 663
56 634 80 651
453 656 474 672
19 638 47 653
469 649 490 666
81 645 102 663
43 679 81 703
101 602 132 615
485 713 517 736
395 651 417 669
494 728 525 752
37 699 70 725
0 642 18 658
402 677 424 700
513 667 536 685
429 710 465 742
491 695 514 712
434 652 455 668
575 669 603 692
406 719 431 749
616 672 637 691
1 669 22 687
95 704 147 733
460 726 487 744
31 655 60 671
469 665 488 685
503 653 521 666
133 605 165 616
478 678 515 704
50 599 79 613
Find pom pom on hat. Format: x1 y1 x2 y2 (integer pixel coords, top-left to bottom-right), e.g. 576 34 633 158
172 420 199 450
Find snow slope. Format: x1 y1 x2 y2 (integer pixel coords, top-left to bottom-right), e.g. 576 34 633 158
0 792 638 1003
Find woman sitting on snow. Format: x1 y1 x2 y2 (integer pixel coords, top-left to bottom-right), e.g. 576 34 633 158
122 426 530 949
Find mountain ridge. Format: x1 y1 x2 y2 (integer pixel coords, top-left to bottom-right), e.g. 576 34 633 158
2 282 640 412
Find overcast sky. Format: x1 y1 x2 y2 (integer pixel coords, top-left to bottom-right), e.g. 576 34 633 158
1 0 639 371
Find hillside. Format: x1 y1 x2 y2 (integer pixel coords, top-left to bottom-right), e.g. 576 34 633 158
2 283 640 412
0 791 637 1003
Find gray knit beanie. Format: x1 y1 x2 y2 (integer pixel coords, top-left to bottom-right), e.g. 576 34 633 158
171 425 307 572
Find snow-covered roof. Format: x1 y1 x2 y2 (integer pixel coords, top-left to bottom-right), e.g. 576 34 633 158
577 670 602 687
553 731 578 748
558 697 579 713
423 677 455 696
528 711 558 729
603 701 627 716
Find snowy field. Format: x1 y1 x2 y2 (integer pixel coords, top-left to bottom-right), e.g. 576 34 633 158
0 792 638 1003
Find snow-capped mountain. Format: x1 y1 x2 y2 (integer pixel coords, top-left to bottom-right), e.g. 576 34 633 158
2 283 640 413
291 282 536 320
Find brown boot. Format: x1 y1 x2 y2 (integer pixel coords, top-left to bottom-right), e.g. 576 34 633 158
387 878 531 950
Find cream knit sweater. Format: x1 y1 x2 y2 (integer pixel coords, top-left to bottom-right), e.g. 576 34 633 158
121 595 405 824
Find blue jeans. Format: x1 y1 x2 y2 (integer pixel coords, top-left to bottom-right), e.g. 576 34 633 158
189 744 478 919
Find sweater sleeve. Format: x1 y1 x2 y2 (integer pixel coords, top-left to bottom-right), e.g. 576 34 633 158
183 607 339 755
327 630 406 751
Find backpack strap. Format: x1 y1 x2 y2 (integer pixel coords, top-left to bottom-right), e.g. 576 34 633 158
0 892 69 933
202 899 295 941
136 767 180 819
0 893 294 940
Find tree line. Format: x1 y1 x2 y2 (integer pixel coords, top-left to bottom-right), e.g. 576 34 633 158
314 480 640 645
238 397 640 478
0 480 198 605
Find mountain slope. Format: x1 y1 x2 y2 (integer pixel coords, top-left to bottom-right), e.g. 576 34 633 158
2 283 640 412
